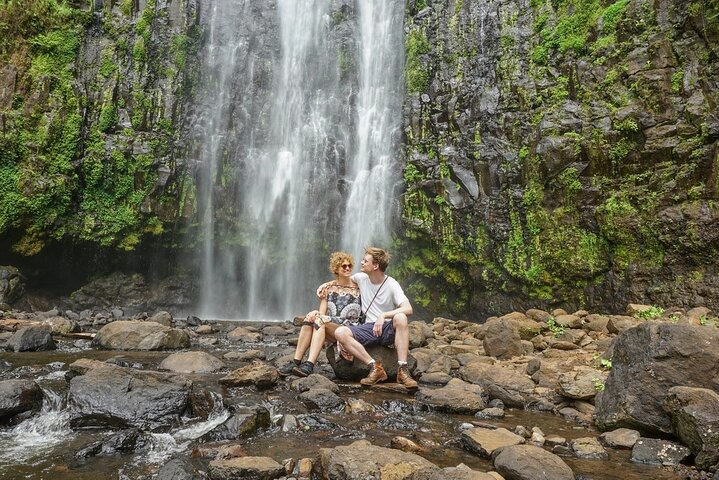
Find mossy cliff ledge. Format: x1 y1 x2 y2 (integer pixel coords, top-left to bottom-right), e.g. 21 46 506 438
398 0 719 318
0 0 199 271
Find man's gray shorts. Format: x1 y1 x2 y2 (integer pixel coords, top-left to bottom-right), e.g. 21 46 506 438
349 321 395 347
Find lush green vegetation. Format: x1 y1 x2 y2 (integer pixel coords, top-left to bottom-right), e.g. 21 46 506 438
0 0 191 255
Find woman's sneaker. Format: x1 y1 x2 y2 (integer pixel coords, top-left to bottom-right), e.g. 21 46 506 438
292 361 314 377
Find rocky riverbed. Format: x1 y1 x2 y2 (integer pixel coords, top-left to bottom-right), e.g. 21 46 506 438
1 304 718 480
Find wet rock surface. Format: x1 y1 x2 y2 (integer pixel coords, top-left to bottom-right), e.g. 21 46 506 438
0 379 43 421
93 321 191 351
68 364 192 429
0 305 716 479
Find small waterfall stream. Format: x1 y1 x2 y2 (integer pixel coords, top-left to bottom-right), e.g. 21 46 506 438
191 0 404 320
0 388 71 467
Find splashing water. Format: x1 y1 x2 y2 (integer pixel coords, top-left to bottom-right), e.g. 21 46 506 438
0 389 72 467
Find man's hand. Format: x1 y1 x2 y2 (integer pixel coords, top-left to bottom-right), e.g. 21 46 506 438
372 318 384 336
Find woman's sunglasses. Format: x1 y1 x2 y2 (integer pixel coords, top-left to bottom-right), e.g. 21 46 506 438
340 264 353 270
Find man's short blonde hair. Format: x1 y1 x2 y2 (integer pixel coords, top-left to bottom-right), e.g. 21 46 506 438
365 247 390 272
329 251 354 275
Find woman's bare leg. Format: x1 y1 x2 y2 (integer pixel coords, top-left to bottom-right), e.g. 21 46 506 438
307 322 340 364
293 311 320 360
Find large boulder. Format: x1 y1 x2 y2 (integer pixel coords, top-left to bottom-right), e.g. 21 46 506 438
492 444 574 480
219 361 278 389
415 378 489 414
663 386 719 470
460 362 535 408
557 366 607 400
93 321 190 350
630 438 691 465
0 266 25 305
68 364 192 429
42 316 80 335
159 351 225 373
0 379 43 421
7 325 56 352
327 344 416 381
462 427 524 457
595 322 719 434
318 440 436 479
482 319 524 359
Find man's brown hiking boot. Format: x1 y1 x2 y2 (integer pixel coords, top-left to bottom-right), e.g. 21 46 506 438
360 360 388 386
397 364 418 389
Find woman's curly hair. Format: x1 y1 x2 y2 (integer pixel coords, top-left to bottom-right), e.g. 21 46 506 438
329 251 354 275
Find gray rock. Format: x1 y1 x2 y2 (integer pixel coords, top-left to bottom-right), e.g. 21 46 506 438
492 444 574 480
415 378 488 414
460 362 535 408
299 388 345 411
595 322 719 434
7 326 56 352
630 437 691 465
201 405 270 441
599 428 640 449
570 437 607 459
68 365 192 429
663 386 719 470
327 344 416 381
155 458 201 480
209 456 284 480
0 266 25 305
291 374 339 393
0 379 43 421
483 318 524 359
93 321 190 350
318 440 435 479
461 427 524 457
149 311 174 327
557 366 607 400
219 361 278 389
159 351 225 373
43 316 80 335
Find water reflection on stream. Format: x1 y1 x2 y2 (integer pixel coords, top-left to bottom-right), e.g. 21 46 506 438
0 339 690 480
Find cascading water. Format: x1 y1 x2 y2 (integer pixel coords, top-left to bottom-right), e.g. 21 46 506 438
340 1 405 258
0 388 72 467
192 0 403 320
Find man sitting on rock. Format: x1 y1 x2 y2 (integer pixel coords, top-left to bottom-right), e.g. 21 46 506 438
329 247 418 389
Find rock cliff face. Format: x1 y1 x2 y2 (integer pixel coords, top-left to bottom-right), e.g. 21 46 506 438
397 0 719 318
0 0 718 318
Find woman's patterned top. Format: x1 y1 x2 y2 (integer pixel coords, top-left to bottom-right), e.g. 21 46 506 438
318 281 362 325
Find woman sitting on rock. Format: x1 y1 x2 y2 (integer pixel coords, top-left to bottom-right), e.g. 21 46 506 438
279 251 362 377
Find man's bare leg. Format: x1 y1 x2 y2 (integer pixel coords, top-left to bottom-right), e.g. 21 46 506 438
392 313 409 363
334 326 373 365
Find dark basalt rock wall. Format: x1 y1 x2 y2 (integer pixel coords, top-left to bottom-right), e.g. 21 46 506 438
396 0 719 319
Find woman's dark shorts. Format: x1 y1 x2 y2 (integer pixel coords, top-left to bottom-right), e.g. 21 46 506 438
349 321 395 347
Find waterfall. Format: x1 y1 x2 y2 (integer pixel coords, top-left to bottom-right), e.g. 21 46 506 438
0 388 72 467
192 0 403 320
340 1 405 259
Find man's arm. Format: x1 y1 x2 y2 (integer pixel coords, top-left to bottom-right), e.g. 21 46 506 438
379 300 413 321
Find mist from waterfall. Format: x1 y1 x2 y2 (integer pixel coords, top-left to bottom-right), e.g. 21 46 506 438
193 0 403 320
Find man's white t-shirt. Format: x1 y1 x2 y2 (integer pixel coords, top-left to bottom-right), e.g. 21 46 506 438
351 272 409 324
